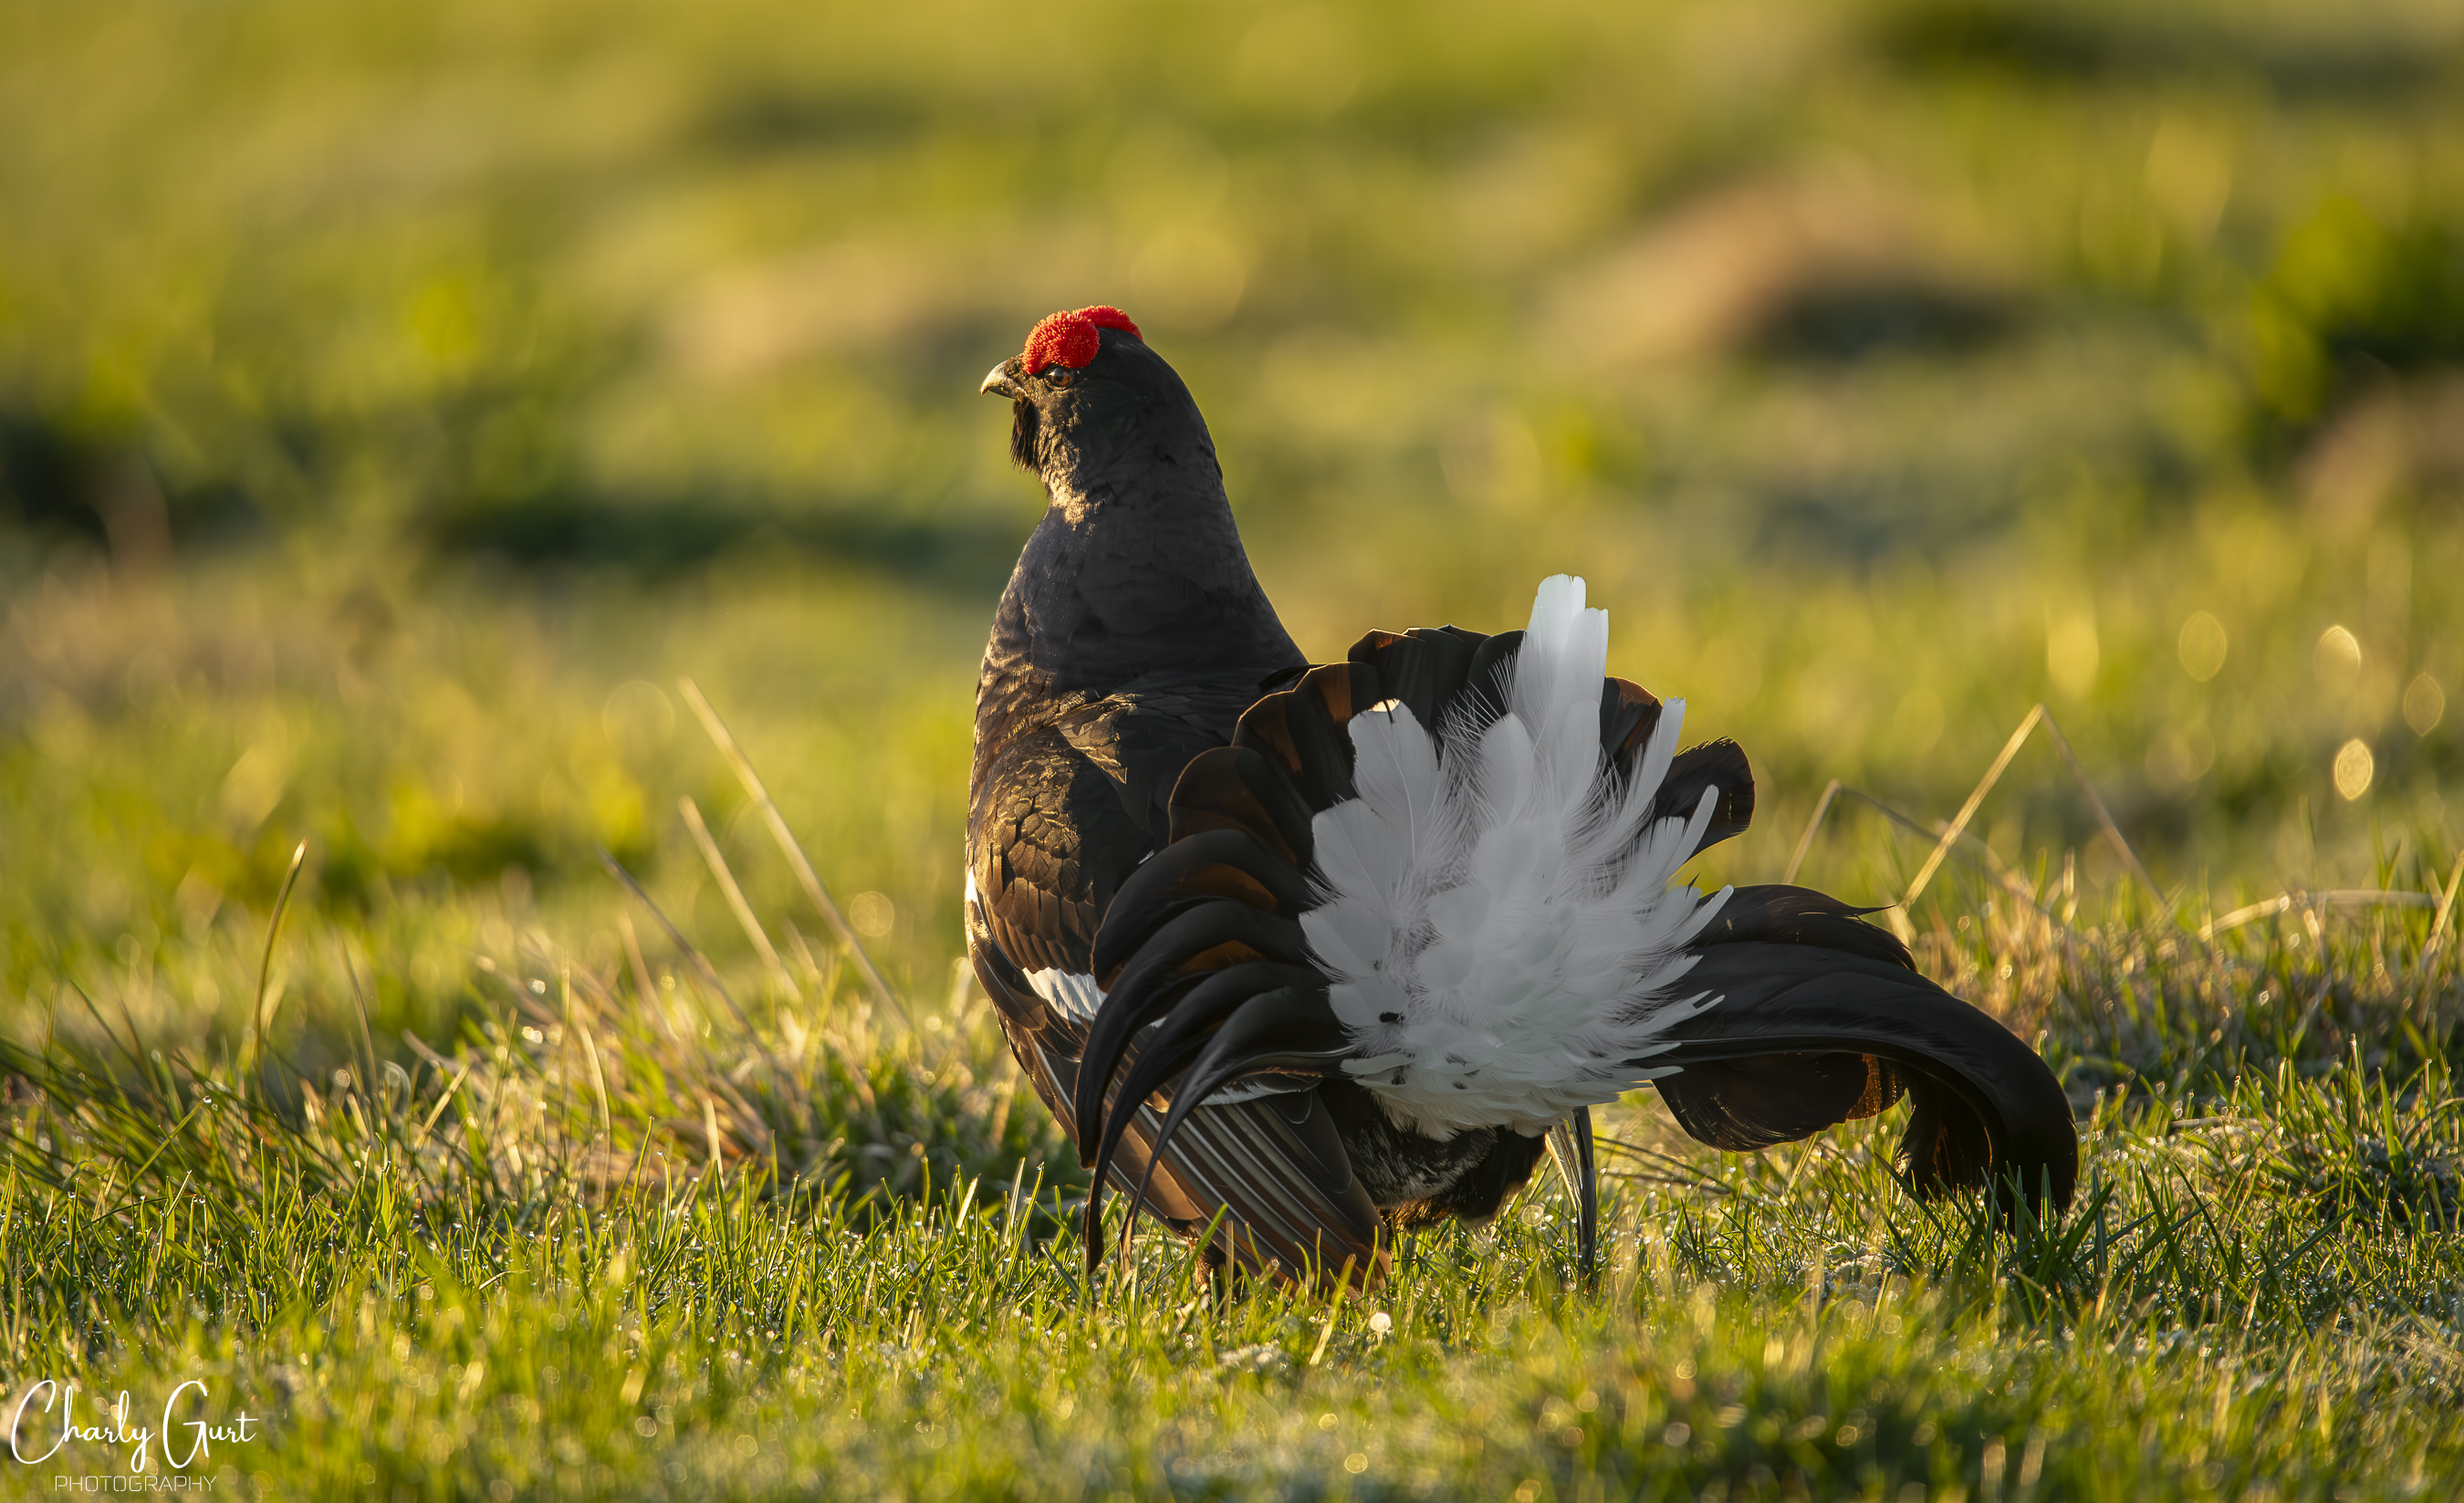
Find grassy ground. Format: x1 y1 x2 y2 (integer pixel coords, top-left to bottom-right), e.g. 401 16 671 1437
5 0 2464 1497
2 832 2459 1499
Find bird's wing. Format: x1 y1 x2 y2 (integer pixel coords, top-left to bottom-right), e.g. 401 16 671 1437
967 699 1259 1032
967 715 1383 1288
969 722 1136 1003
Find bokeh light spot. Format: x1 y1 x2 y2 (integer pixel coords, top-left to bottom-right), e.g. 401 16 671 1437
602 681 676 753
2333 738 2375 801
2149 723 2215 788
850 891 896 938
2315 625 2362 677
2404 673 2445 736
2177 611 2228 682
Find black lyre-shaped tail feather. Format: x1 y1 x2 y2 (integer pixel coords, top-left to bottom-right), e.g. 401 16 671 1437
1653 885 2078 1215
1073 661 1373 1283
1100 983 1358 1279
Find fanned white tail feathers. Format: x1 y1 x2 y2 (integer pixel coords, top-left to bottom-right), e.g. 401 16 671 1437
1300 575 1730 1137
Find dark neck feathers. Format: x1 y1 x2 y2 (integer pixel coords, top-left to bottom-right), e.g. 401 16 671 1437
978 359 1300 705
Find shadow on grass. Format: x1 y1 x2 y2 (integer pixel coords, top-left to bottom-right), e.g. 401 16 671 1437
423 490 1024 592
1872 0 2460 100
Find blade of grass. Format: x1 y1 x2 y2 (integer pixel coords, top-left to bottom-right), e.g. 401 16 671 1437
2038 708 2172 925
412 1058 475 1149
568 966 613 1144
619 912 675 1041
248 841 309 1084
1903 705 2043 915
2427 849 2464 955
597 849 764 1052
2204 890 2438 941
1781 778 1843 887
593 850 780 1151
678 794 801 1001
339 934 381 1098
678 677 908 1028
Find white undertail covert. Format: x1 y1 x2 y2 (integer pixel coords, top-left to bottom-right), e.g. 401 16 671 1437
1300 575 1732 1137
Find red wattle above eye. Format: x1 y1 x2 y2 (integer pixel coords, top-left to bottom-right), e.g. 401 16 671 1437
1022 306 1142 374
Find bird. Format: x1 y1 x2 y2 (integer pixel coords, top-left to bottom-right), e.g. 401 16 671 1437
965 305 2075 1292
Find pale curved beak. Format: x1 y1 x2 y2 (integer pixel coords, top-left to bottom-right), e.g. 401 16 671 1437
980 360 1024 399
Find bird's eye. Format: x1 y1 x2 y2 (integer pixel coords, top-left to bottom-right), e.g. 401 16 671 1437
1045 370 1074 389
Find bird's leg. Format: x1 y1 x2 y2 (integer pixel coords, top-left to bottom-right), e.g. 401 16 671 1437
1545 1107 1599 1287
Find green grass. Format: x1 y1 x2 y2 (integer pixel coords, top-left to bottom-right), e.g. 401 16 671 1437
4 873 2460 1498
5 0 2464 1495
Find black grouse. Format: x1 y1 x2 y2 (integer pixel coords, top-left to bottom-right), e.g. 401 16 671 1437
966 305 2075 1290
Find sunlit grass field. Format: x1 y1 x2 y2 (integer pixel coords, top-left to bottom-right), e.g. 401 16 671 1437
4 0 2463 1496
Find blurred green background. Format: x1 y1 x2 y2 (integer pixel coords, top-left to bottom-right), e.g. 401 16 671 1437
3 0 2459 1054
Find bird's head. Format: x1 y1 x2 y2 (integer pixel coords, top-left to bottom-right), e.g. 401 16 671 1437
982 306 1207 489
